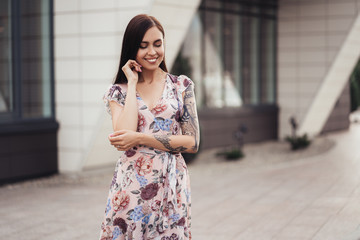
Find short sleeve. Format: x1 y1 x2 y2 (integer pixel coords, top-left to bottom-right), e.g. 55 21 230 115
177 75 194 95
103 84 126 115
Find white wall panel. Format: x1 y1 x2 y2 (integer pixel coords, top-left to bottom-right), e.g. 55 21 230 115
80 36 118 57
55 60 81 81
80 59 118 81
55 37 80 58
278 0 360 138
79 0 116 11
55 83 81 104
56 105 81 127
55 14 79 35
54 0 79 13
80 12 117 34
58 127 82 149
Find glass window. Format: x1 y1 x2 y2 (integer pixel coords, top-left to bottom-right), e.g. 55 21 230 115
21 0 52 119
0 0 53 123
223 5 243 107
0 0 12 114
172 0 277 108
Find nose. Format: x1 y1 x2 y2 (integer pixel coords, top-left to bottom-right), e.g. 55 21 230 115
148 45 156 55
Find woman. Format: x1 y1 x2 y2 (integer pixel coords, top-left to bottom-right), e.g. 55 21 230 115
99 14 199 240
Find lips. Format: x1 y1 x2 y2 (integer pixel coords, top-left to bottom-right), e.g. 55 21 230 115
145 57 158 64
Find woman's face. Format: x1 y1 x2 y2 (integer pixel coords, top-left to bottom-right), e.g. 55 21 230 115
136 26 165 71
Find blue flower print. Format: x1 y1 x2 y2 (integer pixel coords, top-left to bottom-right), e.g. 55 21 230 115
184 189 190 203
106 198 111 215
169 213 180 222
135 173 148 187
142 213 152 224
153 118 172 131
112 226 121 239
130 206 144 222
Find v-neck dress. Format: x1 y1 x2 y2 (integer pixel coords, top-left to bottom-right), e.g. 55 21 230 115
99 73 193 240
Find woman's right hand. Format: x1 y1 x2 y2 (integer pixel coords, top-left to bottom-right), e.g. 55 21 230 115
121 59 142 84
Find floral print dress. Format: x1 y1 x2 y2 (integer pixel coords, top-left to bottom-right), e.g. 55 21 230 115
99 74 193 240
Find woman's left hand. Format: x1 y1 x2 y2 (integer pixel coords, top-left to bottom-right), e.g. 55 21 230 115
109 130 140 151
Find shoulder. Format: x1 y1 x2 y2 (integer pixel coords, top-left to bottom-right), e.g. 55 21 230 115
168 73 194 92
105 83 128 96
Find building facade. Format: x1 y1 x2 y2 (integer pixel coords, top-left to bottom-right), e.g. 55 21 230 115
1 0 359 182
0 0 58 184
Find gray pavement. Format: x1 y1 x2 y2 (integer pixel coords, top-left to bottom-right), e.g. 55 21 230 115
1 124 360 240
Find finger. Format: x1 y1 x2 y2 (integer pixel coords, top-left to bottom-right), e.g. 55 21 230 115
113 130 127 135
115 144 123 150
108 137 118 144
110 140 122 146
109 132 125 141
135 66 142 72
131 64 141 73
122 61 136 72
130 60 141 67
127 60 141 69
117 146 126 151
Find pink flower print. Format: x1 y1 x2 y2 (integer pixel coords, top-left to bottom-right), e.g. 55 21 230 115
176 192 182 208
112 191 130 212
177 217 185 227
169 74 178 83
137 113 146 132
113 217 127 234
135 156 153 176
100 225 113 240
125 149 136 157
183 78 190 88
151 200 161 211
140 183 159 200
175 110 181 122
176 155 186 172
121 171 133 188
171 121 179 135
163 201 174 217
152 102 168 115
142 202 152 215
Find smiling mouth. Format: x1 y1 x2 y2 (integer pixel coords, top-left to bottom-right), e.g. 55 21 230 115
145 58 158 63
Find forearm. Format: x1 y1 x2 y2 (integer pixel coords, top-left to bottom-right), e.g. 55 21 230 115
139 133 198 153
112 83 138 131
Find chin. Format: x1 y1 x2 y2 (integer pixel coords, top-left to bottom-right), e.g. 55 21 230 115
142 63 161 71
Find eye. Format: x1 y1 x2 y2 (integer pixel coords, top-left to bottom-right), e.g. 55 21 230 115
139 43 147 49
154 40 162 48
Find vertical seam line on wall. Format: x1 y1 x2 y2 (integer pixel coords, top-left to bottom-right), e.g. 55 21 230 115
295 0 299 120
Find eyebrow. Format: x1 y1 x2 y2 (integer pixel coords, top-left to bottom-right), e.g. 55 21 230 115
141 39 162 44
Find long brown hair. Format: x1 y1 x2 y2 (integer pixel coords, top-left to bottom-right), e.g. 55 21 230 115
114 14 168 84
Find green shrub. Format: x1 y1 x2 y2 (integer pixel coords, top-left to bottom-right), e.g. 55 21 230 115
285 134 311 150
216 148 244 161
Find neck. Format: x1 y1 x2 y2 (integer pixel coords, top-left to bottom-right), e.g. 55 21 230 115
139 68 163 84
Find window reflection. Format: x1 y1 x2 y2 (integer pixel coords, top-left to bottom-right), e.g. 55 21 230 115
172 0 277 108
0 0 53 123
0 0 12 113
21 0 52 118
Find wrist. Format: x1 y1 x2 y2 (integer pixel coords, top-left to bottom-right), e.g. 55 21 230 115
137 132 145 145
127 81 137 89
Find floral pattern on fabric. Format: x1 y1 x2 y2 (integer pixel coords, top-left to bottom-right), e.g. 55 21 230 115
100 73 193 240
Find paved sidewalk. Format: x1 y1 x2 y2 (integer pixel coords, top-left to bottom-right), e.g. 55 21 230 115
190 124 360 240
1 124 360 240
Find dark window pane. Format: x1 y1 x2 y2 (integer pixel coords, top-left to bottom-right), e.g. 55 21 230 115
20 0 52 118
250 15 260 105
0 0 12 114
